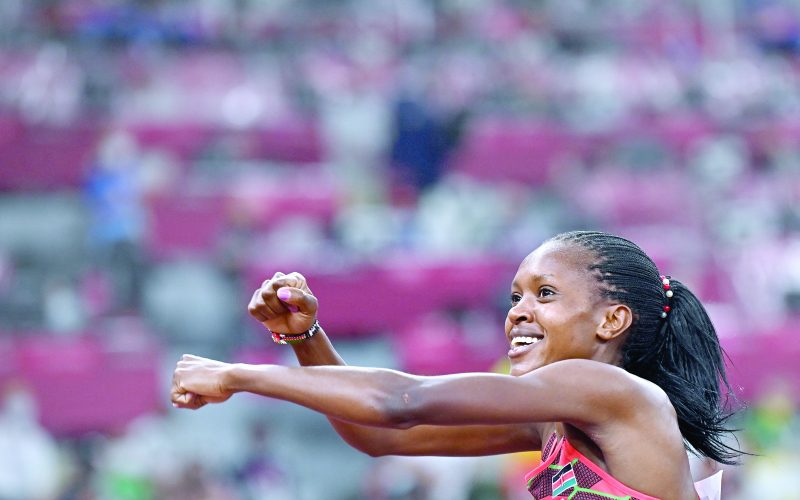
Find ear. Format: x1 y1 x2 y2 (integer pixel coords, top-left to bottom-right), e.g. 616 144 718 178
596 304 633 341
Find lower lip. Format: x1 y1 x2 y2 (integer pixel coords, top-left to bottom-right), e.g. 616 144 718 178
508 341 540 358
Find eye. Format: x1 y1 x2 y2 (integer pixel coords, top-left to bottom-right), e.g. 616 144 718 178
510 292 522 305
538 287 555 298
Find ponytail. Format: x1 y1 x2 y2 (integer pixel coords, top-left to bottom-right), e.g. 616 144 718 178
551 231 742 464
636 279 740 464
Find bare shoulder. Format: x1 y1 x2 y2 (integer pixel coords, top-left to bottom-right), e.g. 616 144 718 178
535 361 694 498
522 359 674 425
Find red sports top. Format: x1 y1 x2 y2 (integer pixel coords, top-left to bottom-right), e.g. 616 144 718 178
525 433 722 499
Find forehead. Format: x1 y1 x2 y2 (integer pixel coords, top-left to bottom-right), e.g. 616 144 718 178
513 240 597 285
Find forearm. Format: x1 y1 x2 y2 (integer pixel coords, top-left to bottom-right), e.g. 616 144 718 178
289 328 389 453
225 361 548 428
287 329 529 456
289 327 346 366
226 363 416 428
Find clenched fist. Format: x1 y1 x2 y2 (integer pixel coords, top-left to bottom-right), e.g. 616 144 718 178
248 271 318 334
171 354 234 409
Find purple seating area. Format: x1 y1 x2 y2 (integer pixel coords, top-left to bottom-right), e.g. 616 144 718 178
144 167 338 258
449 120 580 185
392 314 507 376
127 119 323 165
128 122 215 165
0 333 161 436
145 193 230 258
246 256 517 337
0 118 100 190
724 325 800 404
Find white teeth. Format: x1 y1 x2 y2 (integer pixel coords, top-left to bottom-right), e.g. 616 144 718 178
511 336 540 347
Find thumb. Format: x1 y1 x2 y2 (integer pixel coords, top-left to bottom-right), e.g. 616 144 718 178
276 287 318 315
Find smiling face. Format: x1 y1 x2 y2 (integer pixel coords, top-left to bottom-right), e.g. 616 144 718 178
505 240 616 376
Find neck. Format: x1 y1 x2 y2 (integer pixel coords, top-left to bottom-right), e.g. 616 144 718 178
592 340 625 367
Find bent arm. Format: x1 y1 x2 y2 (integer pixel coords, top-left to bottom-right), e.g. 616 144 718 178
289 327 541 456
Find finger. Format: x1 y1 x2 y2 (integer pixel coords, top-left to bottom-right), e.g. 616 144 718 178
260 281 296 314
264 272 285 290
174 392 205 410
269 273 305 292
248 288 268 322
252 289 279 318
171 388 192 408
276 286 318 315
286 272 313 295
272 273 312 294
259 272 287 302
257 291 285 318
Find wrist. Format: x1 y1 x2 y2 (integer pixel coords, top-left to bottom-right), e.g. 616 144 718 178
223 363 248 393
270 320 320 345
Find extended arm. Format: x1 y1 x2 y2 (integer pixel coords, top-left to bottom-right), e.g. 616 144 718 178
245 273 541 456
172 356 634 432
290 326 540 456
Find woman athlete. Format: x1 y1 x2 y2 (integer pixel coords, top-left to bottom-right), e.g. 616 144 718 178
171 231 738 499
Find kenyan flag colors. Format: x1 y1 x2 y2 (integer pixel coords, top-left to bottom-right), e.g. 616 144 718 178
551 462 577 497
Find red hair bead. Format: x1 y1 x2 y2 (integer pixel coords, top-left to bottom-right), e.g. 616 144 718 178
663 306 671 313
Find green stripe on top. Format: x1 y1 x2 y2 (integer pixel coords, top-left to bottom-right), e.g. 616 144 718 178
566 487 631 500
552 476 577 496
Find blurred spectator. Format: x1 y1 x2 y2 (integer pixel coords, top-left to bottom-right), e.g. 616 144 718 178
0 384 61 499
83 130 146 313
234 422 291 500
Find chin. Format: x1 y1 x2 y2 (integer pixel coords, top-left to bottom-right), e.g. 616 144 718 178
509 361 540 377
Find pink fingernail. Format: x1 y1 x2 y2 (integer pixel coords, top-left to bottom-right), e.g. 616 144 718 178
277 288 291 301
287 305 299 312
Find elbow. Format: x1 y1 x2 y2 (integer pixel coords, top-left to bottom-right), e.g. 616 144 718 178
379 386 424 430
363 445 392 458
358 371 426 429
339 433 394 457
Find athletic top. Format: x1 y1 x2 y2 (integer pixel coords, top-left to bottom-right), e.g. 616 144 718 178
525 433 723 499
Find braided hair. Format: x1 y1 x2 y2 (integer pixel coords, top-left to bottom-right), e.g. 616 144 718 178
550 230 740 464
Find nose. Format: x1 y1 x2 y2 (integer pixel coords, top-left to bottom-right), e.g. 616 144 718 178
508 303 532 325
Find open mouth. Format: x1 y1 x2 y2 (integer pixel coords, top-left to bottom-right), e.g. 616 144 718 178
510 336 542 348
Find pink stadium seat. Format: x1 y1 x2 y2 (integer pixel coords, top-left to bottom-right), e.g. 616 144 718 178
128 122 214 164
245 256 516 337
393 314 505 375
8 334 160 436
723 323 800 403
0 123 100 190
449 120 581 184
146 193 229 258
255 119 324 164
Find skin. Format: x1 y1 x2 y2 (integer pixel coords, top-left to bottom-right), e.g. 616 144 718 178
172 241 700 500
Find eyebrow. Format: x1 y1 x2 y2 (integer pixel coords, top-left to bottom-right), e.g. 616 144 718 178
512 273 555 288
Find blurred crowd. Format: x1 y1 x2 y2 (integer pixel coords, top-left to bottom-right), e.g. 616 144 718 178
1 0 800 499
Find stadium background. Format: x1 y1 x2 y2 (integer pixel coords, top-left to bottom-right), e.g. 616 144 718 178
1 0 799 498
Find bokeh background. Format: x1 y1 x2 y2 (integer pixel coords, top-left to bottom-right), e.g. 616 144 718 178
1 0 800 499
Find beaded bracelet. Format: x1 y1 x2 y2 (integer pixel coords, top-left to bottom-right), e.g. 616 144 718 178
270 320 320 345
